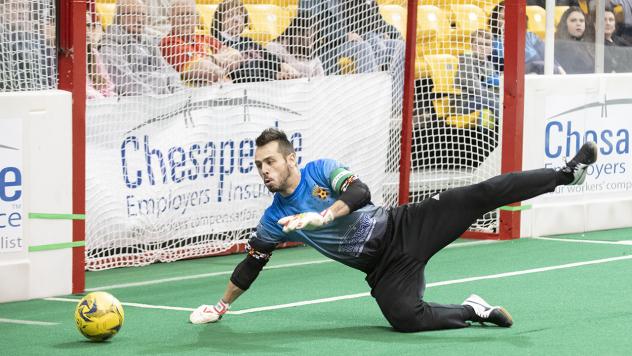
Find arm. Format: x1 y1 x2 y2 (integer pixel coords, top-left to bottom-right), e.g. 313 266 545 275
278 172 371 232
189 239 275 324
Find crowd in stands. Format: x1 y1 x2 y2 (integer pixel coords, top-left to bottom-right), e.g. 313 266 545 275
0 0 56 91
81 0 406 97
1 0 631 132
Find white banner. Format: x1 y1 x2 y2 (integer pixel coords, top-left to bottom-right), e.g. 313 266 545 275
86 74 392 249
522 74 632 235
0 117 24 253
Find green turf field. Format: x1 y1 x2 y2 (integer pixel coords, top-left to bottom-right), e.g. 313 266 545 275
2 229 632 355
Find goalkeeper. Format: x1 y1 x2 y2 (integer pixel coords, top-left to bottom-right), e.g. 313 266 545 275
190 128 598 332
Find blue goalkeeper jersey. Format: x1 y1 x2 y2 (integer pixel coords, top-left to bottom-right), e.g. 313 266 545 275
253 159 389 272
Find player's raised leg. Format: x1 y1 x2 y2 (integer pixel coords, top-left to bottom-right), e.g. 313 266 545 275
414 141 598 263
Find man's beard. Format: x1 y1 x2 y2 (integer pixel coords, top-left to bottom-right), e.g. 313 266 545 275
267 164 292 193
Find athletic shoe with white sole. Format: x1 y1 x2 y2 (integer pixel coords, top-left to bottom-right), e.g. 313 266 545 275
562 141 598 185
462 294 513 327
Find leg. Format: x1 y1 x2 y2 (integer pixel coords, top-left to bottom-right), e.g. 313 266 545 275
370 254 471 332
406 168 559 263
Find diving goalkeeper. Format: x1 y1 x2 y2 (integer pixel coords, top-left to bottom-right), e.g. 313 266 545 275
190 128 598 332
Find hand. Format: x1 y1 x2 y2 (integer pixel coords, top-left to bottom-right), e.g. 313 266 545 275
278 209 334 233
189 299 230 324
277 63 301 80
348 32 363 42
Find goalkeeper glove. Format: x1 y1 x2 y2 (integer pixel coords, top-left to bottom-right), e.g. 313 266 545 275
189 299 230 324
278 209 334 233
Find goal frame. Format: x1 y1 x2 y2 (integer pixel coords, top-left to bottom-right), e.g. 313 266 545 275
58 0 527 290
398 0 526 240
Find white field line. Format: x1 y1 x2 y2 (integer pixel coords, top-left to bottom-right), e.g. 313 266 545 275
44 297 195 312
47 253 632 316
87 239 496 292
529 236 632 245
0 318 58 326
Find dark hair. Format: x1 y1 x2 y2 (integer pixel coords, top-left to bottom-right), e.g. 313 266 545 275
274 10 326 59
488 1 504 36
256 128 295 156
212 0 250 39
556 7 586 40
585 3 618 42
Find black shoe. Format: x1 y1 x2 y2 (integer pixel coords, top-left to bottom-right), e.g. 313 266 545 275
561 141 598 185
463 294 513 327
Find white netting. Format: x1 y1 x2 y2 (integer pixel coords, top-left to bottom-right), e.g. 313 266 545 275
411 0 503 232
85 0 504 270
0 0 57 91
85 0 404 269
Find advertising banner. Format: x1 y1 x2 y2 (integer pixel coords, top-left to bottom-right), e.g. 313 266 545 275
86 74 392 250
0 117 23 253
522 74 632 235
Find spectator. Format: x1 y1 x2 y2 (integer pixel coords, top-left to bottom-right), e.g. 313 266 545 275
453 30 500 120
611 0 632 42
488 2 504 72
212 0 293 82
145 0 172 42
586 5 632 72
525 15 566 74
100 0 183 96
340 0 404 73
265 10 325 79
160 0 241 86
0 0 53 91
86 13 115 99
554 7 595 74
300 0 379 75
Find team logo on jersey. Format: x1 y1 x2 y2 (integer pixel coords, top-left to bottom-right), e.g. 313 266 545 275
312 185 330 200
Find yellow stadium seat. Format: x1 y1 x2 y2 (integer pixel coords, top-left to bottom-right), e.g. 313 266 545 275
446 4 487 56
196 0 300 4
95 2 116 30
416 5 451 56
555 6 569 27
197 4 217 32
433 97 451 119
379 4 407 39
424 54 460 94
444 110 479 128
450 4 487 36
526 6 546 39
242 4 292 43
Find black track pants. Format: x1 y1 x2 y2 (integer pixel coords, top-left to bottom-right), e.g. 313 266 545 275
367 168 559 332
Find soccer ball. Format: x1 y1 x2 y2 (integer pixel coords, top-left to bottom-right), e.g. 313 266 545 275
75 291 125 341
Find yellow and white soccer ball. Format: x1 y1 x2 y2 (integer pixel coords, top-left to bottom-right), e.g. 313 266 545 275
75 291 125 341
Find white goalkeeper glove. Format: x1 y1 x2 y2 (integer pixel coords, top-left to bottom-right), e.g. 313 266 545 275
189 299 230 324
278 209 334 233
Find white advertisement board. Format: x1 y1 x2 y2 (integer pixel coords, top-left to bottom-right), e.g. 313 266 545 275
86 74 392 251
0 117 24 253
522 74 632 236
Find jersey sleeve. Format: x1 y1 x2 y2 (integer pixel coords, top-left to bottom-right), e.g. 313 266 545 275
310 159 357 194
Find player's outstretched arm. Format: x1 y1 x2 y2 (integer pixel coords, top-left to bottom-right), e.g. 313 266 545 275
189 240 275 324
278 177 371 233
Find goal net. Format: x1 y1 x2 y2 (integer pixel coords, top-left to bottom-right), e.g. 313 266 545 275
0 0 57 92
78 0 506 269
